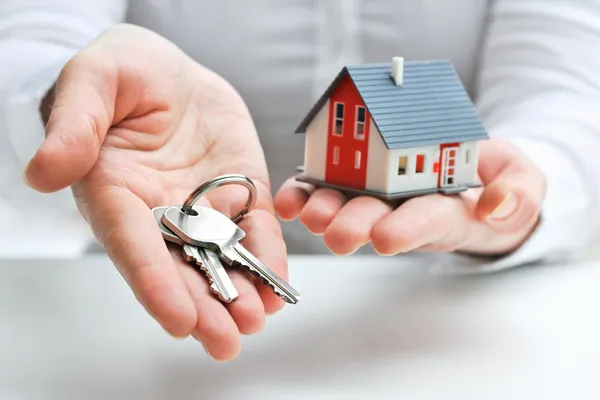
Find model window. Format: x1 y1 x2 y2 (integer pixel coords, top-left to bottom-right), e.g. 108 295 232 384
354 106 366 140
416 154 425 173
333 103 344 136
465 150 470 164
355 151 362 169
398 156 407 175
333 146 340 165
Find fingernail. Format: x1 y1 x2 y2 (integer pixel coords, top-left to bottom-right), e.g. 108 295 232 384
346 247 360 256
276 213 296 222
202 344 227 363
373 247 396 256
202 344 213 357
490 192 518 220
307 228 324 236
23 158 33 187
163 327 187 340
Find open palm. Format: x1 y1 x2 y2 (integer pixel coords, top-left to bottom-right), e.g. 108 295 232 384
25 24 287 361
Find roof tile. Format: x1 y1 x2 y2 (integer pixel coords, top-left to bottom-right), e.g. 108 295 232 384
295 60 489 149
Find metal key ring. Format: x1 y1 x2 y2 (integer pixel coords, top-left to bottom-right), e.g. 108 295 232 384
181 174 257 224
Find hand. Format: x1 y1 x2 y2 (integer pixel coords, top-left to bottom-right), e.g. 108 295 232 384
274 138 545 257
24 24 287 361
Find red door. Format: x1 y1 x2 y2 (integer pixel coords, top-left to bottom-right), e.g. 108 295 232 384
437 142 459 187
325 76 371 190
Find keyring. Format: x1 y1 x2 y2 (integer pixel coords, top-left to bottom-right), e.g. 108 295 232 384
181 174 257 224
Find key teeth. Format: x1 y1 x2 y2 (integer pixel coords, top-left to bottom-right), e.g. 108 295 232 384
185 254 223 299
232 260 295 304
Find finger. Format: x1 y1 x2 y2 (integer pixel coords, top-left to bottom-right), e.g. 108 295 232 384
224 269 266 335
419 187 531 255
298 188 346 234
274 178 315 221
476 140 545 233
371 194 469 255
160 195 265 335
79 185 197 338
324 197 393 255
25 50 117 192
172 250 241 362
238 209 289 314
477 138 525 182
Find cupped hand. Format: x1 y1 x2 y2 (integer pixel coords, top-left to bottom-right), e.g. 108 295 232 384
24 24 287 361
275 138 545 257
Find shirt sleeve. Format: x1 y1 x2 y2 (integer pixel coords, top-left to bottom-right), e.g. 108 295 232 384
432 0 600 274
0 1 127 256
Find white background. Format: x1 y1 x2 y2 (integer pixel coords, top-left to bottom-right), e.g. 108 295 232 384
1 253 600 399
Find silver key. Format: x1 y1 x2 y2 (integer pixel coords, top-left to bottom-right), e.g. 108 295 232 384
152 206 238 303
162 206 300 304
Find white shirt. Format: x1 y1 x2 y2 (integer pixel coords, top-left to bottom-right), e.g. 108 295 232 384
0 0 599 272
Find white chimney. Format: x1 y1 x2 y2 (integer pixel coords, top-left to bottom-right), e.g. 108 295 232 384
391 57 404 86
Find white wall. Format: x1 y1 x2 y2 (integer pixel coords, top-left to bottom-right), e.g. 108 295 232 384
385 144 439 192
453 141 479 185
365 120 389 192
366 139 480 194
303 100 329 181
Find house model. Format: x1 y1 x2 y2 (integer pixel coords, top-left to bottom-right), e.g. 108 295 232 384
294 57 489 200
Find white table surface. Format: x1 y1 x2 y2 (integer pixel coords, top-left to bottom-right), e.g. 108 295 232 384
1 254 600 400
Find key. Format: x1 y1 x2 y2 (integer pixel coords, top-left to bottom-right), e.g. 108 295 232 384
161 206 300 304
152 206 238 303
152 206 186 246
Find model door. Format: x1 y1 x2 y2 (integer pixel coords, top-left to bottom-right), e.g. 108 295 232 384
325 77 370 190
439 147 457 187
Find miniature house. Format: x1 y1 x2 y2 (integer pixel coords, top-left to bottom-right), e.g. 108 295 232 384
294 57 489 199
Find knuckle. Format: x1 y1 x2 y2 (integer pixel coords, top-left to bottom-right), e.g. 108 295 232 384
234 307 264 334
195 321 236 350
233 298 263 322
65 49 118 82
50 112 100 160
160 311 196 338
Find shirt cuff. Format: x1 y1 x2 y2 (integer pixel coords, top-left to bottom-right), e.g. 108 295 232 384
0 43 92 256
3 43 76 165
427 136 590 275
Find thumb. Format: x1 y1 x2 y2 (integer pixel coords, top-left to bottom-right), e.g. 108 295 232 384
24 53 116 193
475 140 546 233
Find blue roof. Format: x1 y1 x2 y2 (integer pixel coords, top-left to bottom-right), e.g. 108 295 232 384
295 60 488 149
